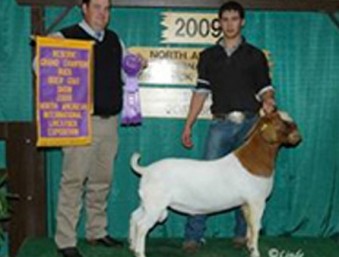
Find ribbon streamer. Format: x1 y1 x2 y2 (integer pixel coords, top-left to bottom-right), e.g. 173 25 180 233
121 54 142 125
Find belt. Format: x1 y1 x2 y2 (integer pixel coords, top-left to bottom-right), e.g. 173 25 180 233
212 111 255 123
95 115 111 119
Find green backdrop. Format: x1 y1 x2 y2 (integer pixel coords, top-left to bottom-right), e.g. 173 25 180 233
0 1 339 250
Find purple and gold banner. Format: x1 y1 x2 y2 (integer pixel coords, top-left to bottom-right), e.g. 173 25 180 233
36 36 94 147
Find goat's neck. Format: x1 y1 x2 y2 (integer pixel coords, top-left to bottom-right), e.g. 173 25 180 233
234 131 280 177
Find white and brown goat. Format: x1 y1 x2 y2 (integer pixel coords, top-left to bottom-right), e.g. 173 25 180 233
129 110 301 257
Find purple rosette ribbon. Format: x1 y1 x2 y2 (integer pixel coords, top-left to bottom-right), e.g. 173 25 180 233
121 53 142 125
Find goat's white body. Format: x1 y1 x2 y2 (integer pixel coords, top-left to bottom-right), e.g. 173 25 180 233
129 111 300 257
136 154 273 215
129 153 273 257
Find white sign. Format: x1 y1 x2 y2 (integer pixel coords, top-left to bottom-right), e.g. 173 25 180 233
161 12 221 44
129 47 202 85
140 87 212 119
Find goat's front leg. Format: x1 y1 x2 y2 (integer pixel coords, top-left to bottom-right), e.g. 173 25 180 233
246 201 265 257
241 203 250 243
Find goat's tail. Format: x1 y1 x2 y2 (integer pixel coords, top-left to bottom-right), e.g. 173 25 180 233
130 152 145 176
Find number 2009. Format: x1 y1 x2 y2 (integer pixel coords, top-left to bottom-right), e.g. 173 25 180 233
175 17 221 38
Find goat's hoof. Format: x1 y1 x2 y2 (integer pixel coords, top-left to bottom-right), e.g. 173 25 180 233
249 250 260 257
128 242 135 252
247 246 260 257
250 254 260 257
135 251 146 257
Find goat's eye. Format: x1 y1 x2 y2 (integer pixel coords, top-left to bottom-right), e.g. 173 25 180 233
275 121 288 133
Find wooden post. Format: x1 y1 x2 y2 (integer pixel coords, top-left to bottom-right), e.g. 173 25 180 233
0 122 46 257
1 5 48 257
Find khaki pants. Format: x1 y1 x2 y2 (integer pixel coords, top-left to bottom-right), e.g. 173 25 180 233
55 116 118 248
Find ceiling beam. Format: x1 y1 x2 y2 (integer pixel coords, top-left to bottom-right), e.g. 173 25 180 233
16 0 339 12
16 0 79 7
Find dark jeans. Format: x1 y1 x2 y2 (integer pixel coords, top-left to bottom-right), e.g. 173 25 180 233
184 114 258 242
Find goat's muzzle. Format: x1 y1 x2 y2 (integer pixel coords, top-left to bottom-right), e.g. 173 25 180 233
288 130 302 145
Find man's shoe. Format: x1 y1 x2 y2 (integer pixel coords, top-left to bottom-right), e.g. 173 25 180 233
58 247 83 257
182 240 201 254
87 235 124 247
232 236 247 249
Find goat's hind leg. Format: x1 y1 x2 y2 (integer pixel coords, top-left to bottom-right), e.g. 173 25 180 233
129 206 144 252
134 208 168 257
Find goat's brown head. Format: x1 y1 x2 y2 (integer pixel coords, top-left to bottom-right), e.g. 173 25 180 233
258 110 301 147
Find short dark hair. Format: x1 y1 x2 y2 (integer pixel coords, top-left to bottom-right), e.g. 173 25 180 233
218 1 245 19
81 0 111 7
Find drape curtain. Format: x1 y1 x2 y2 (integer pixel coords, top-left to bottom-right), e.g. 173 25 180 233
45 8 339 238
0 0 32 121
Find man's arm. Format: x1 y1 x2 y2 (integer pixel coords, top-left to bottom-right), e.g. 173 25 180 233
181 92 208 148
254 51 276 114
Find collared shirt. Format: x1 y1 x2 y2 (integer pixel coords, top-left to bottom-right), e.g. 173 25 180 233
218 37 242 57
195 37 273 114
77 20 127 82
79 20 105 42
53 20 105 42
59 22 125 115
53 20 127 82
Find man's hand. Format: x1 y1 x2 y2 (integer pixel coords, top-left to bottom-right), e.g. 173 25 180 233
262 97 276 114
261 89 276 114
181 92 207 148
181 126 193 148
